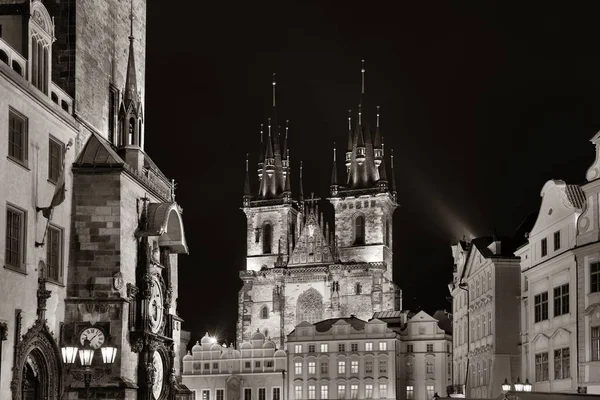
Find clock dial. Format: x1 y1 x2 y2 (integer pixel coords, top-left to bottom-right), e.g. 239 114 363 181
148 277 164 333
152 351 164 399
79 327 105 349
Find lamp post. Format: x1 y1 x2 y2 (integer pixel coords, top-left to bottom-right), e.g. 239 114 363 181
501 377 532 400
61 339 117 400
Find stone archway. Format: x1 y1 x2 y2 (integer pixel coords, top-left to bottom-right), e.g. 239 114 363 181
226 375 241 400
11 320 62 400
296 288 324 324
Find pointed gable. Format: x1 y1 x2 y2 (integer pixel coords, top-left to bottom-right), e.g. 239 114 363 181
74 132 124 167
407 310 437 323
529 180 585 239
288 211 333 266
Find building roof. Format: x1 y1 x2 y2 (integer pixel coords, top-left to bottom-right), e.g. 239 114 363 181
74 131 123 167
313 316 367 333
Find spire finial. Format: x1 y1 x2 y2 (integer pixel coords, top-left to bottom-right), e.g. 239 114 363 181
348 109 352 131
286 119 289 139
129 0 134 41
245 154 249 172
299 160 304 202
272 73 276 107
260 124 264 142
358 104 362 126
333 142 337 161
361 59 365 95
377 105 380 128
391 148 394 168
268 117 272 137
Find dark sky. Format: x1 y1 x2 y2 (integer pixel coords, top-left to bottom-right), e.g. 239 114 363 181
144 1 600 344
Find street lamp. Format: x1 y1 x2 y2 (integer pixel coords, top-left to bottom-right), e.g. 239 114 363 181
502 377 529 400
61 339 117 400
523 379 532 392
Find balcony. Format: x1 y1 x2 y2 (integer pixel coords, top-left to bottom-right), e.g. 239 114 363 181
0 37 27 78
50 82 74 114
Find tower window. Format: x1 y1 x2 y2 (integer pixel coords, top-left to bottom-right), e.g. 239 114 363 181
354 214 365 245
355 283 362 294
385 219 390 247
263 223 272 254
108 86 118 144
261 306 269 319
129 117 135 145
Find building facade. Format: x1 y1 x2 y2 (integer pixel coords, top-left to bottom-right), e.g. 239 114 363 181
238 65 401 349
449 236 521 399
182 332 287 400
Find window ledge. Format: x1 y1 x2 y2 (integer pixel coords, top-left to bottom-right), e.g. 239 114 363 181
47 178 57 186
7 156 30 171
46 279 64 287
4 265 27 275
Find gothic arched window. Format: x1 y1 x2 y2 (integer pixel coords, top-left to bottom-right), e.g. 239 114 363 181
296 288 324 324
354 214 365 245
261 306 269 319
128 117 135 145
263 223 272 254
385 219 390 247
355 283 362 294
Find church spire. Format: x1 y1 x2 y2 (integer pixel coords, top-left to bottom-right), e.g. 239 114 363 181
345 109 352 171
390 148 397 198
330 143 339 196
374 105 382 167
257 124 264 181
124 0 138 109
243 154 252 206
299 161 305 206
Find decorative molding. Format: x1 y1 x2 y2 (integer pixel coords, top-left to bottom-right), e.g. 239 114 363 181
36 277 52 321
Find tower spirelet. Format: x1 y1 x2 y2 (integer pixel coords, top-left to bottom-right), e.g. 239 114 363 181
257 124 264 180
345 109 352 170
243 154 252 206
330 142 339 196
374 105 383 167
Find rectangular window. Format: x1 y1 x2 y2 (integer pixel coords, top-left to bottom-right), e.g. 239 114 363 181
482 314 487 337
365 342 373 351
272 388 280 400
378 341 387 351
338 343 345 352
48 137 63 183
365 360 373 373
592 327 600 361
320 361 328 374
488 271 492 291
5 206 26 270
244 389 251 400
592 262 600 293
351 343 358 352
266 360 273 368
407 344 413 353
244 361 251 368
350 360 358 373
406 385 414 400
202 390 210 400
295 386 302 400
350 384 358 399
320 343 328 353
294 362 302 375
554 230 561 251
427 385 435 399
488 310 492 332
212 362 218 369
534 292 549 322
554 347 570 380
308 385 315 400
46 225 61 281
8 109 28 165
426 360 434 374
338 361 346 374
295 344 302 353
216 389 224 400
535 352 549 382
427 343 433 352
320 386 328 400
204 363 210 369
365 384 373 399
553 284 569 317
255 361 261 368
308 344 315 353
308 361 316 374
259 388 266 400
379 360 387 373
541 238 548 257
379 384 387 399
337 385 346 399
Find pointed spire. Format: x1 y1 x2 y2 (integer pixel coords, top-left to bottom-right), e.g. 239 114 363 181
361 59 366 97
272 73 276 108
330 142 339 188
356 105 365 148
284 149 291 194
379 140 388 183
390 148 397 196
258 124 264 163
282 120 289 160
244 154 251 196
266 118 274 160
374 105 382 148
124 0 138 107
299 161 304 204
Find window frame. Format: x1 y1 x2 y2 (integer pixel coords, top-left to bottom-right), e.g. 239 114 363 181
541 237 548 257
262 222 273 254
553 230 561 251
216 389 224 400
308 361 316 374
379 384 388 399
308 385 316 400
320 385 328 400
553 284 569 317
353 213 365 245
5 203 27 273
553 347 570 380
338 360 346 374
534 291 549 322
405 385 414 400
272 388 281 400
48 135 64 184
378 341 387 351
8 108 29 167
46 224 63 283
591 262 600 293
592 326 600 361
426 343 433 353
320 343 328 353
535 352 549 382
294 361 302 375
244 388 252 400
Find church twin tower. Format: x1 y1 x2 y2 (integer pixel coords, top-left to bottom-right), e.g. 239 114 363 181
238 62 401 348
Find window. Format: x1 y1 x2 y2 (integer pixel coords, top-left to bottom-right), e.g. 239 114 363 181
365 384 373 399
46 225 62 281
338 343 345 352
379 360 387 373
488 271 492 291
320 343 328 353
477 317 481 339
48 137 64 183
378 342 387 351
534 292 549 322
535 352 549 382
476 280 480 297
554 284 569 316
351 360 358 373
338 361 346 374
351 343 358 352
320 361 328 374
554 347 570 380
355 282 362 294
266 361 273 368
477 362 481 385
365 360 373 373
365 342 373 351
337 385 346 399
488 310 492 332
350 384 358 399
243 361 250 368
592 327 600 361
308 344 315 353
426 343 433 352
554 230 561 251
406 385 414 400
295 344 302 353
354 214 365 245
295 386 302 400
272 388 280 400
426 360 434 374
379 384 387 399
204 363 210 369
8 109 28 165
483 360 487 384
202 390 210 400
294 362 302 375
308 385 316 400
108 86 118 144
592 262 600 293
320 385 328 399
482 314 487 337
259 388 266 400
407 344 413 353
255 361 261 368
427 385 435 399
6 206 26 270
261 306 269 319
541 238 548 257
263 223 272 254
308 361 316 374
244 389 251 400
212 362 218 369
30 36 49 92
217 389 224 400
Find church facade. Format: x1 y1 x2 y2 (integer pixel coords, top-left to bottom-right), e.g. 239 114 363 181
237 67 402 349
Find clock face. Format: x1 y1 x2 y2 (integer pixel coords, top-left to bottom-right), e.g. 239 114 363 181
152 351 164 399
79 327 105 349
148 277 164 333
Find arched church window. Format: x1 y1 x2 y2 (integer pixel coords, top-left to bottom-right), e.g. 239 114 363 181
128 117 135 145
354 214 365 245
355 283 362 294
385 219 390 247
296 288 324 324
261 306 269 319
263 223 272 254
0 49 8 64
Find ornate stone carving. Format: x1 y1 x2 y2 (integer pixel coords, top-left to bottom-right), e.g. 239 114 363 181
164 286 173 310
113 272 124 290
36 277 52 321
98 302 110 314
130 336 144 353
127 283 139 300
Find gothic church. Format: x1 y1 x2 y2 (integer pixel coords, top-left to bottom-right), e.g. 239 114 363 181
238 64 402 348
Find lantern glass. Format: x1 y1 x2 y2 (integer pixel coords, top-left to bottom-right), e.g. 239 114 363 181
524 379 532 392
78 348 95 366
514 378 524 392
61 346 78 364
501 378 511 392
101 346 118 364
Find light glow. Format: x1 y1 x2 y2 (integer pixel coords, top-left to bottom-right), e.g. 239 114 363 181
61 346 78 364
78 348 95 366
101 346 118 364
501 378 511 393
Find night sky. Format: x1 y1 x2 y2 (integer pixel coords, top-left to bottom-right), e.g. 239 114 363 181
144 2 600 344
